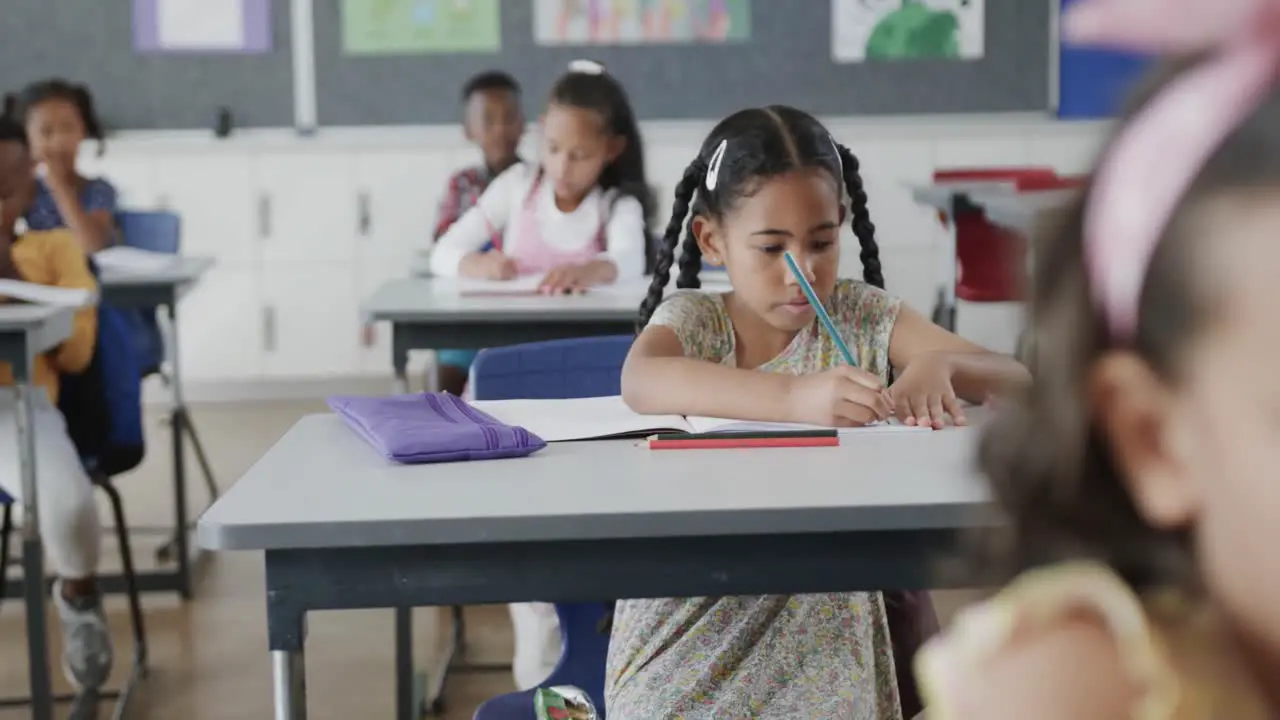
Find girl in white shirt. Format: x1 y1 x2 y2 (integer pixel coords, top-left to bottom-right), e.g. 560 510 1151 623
430 60 652 293
435 61 650 690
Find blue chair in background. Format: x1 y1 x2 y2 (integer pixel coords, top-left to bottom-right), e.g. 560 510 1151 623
114 210 220 568
437 336 633 720
114 210 177 376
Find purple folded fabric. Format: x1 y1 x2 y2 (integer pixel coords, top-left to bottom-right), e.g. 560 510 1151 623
327 392 546 464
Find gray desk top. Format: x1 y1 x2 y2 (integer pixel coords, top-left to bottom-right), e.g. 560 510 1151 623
974 189 1077 235
0 304 75 381
98 256 215 288
910 181 1018 210
198 413 992 551
364 275 733 324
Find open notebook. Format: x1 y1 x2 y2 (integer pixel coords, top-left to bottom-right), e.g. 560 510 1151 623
0 279 96 307
468 395 929 442
94 246 180 274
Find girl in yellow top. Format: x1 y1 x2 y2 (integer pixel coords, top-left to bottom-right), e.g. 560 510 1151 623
915 0 1280 717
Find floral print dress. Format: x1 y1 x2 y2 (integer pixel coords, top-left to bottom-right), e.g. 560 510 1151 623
605 278 905 720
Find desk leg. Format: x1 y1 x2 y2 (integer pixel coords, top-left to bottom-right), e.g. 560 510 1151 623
16 384 54 720
392 324 411 395
158 301 221 600
933 203 960 332
272 650 306 720
394 607 422 720
169 406 191 599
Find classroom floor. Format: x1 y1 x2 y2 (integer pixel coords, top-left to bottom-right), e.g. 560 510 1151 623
0 399 980 719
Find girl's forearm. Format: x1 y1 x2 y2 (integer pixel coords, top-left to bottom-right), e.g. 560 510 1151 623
581 258 618 285
944 352 1030 403
49 184 110 252
621 354 796 421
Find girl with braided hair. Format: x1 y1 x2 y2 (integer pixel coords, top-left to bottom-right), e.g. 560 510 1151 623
610 105 1026 719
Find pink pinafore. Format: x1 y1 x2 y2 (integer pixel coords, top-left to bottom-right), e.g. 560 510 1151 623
499 171 608 275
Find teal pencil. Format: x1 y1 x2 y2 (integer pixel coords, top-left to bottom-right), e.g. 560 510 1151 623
782 251 857 368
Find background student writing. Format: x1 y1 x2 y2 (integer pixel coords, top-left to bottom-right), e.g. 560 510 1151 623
609 105 1028 720
429 60 652 295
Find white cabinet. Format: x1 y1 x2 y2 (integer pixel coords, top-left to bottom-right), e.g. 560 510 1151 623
151 154 257 264
356 256 412 375
175 265 263 382
261 261 362 378
354 150 462 263
254 153 359 264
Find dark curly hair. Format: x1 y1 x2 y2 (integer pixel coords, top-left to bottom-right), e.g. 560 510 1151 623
976 54 1280 592
636 105 884 331
15 78 106 156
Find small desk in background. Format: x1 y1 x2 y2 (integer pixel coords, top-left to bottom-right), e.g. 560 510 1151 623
973 188 1077 237
198 413 993 720
99 256 215 600
364 277 648 393
0 303 76 720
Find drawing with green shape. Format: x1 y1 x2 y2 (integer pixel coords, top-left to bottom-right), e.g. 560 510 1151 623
342 0 501 54
865 0 962 60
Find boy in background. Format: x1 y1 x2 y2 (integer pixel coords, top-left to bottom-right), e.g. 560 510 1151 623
432 70 525 395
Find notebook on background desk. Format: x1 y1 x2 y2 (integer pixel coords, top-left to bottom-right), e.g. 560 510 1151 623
469 395 930 442
454 275 734 297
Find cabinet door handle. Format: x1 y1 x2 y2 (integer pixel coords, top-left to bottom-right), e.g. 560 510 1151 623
358 190 372 236
262 305 277 352
258 194 272 239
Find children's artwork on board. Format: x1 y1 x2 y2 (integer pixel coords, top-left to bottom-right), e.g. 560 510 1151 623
831 0 983 63
533 0 750 46
133 0 272 54
342 0 501 54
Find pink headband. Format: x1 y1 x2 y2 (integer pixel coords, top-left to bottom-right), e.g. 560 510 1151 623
1065 0 1280 339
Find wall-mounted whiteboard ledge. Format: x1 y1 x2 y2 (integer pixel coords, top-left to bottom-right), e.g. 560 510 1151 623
94 114 1110 154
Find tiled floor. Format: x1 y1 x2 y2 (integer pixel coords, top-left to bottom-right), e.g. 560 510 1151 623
0 399 980 719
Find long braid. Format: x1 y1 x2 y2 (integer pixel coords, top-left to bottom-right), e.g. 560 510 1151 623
675 214 703 289
836 143 885 290
637 160 704 330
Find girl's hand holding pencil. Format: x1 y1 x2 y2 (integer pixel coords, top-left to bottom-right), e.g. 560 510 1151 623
785 366 892 427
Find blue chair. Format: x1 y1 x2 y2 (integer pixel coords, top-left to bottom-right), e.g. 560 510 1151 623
467 335 634 402
472 603 613 720
467 336 633 720
114 210 178 375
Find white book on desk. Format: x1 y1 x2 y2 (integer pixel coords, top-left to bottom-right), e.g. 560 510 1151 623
0 279 96 308
469 395 929 442
94 246 179 274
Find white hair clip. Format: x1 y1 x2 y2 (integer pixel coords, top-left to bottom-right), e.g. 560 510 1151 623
567 59 606 75
705 139 728 191
830 135 844 178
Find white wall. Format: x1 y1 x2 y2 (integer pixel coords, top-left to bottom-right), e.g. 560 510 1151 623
81 114 1108 402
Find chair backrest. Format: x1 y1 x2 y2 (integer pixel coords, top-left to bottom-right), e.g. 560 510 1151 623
471 336 635 401
544 602 612 713
58 283 146 477
470 337 629 718
113 209 177 375
115 210 181 254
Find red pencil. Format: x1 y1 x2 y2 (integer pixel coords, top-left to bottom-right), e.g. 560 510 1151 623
647 435 838 450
